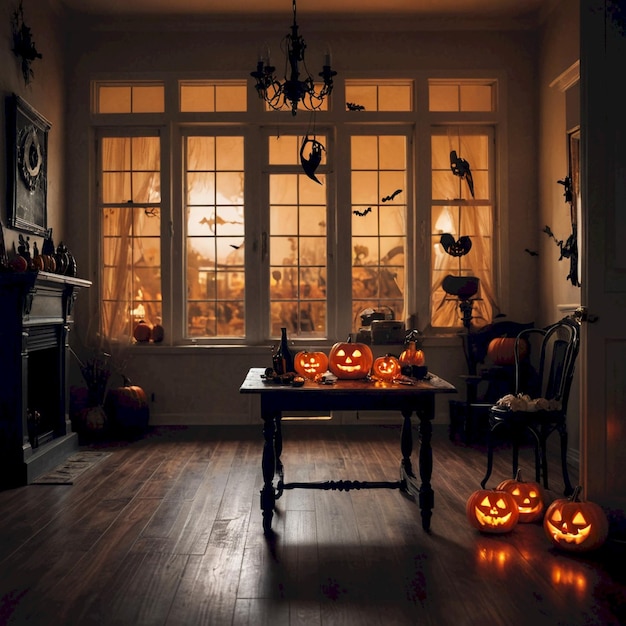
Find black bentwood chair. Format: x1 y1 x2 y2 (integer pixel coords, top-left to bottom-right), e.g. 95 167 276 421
480 316 581 496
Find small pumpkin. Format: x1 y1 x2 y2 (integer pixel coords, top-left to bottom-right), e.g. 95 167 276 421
328 339 373 380
133 319 152 343
466 488 520 534
104 378 150 435
487 336 529 365
294 350 329 379
151 317 165 343
372 354 401 381
497 470 545 523
399 340 425 367
543 486 609 552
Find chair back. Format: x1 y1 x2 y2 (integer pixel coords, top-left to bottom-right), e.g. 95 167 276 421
514 316 581 413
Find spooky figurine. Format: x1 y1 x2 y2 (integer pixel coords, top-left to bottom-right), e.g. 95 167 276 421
300 135 326 184
450 150 475 198
440 233 472 257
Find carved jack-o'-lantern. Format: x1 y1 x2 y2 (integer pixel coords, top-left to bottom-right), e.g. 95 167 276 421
466 489 520 534
371 355 401 381
543 486 609 552
294 351 329 379
328 340 373 380
497 470 545 523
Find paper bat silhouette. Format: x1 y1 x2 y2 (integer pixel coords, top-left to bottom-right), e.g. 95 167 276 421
450 150 475 198
353 207 372 217
300 135 325 184
199 215 241 232
382 189 402 202
346 102 365 111
524 248 539 257
440 233 472 257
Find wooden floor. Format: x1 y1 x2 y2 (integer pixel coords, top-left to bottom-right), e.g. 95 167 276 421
0 422 624 626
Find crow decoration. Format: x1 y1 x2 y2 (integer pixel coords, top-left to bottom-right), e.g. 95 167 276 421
440 233 472 257
450 150 475 198
300 135 325 184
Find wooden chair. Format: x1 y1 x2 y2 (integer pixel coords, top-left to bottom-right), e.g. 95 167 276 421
480 316 580 495
449 319 534 443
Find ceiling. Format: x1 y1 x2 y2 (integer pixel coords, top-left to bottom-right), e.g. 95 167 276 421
57 0 548 23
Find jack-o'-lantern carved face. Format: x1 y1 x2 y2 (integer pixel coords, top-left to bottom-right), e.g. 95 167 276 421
466 489 519 534
294 351 329 379
543 487 608 552
372 355 400 381
497 471 545 523
328 341 373 379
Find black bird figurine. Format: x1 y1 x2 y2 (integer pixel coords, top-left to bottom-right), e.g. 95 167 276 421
450 150 475 198
440 233 472 257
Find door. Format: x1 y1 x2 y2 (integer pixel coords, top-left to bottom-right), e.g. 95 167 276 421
580 0 626 516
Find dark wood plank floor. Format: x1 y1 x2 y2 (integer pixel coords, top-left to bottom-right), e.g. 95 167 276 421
0 423 624 625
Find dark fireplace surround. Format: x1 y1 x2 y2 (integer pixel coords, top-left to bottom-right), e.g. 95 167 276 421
0 271 90 488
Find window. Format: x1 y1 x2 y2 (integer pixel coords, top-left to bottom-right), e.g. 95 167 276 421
93 78 498 344
351 135 407 329
100 133 162 340
430 127 494 327
185 134 245 337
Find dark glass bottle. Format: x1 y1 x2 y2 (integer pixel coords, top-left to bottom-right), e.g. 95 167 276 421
272 327 294 374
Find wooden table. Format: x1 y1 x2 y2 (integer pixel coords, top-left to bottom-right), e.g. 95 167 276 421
239 367 456 535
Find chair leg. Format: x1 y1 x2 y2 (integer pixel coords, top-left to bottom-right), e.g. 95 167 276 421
481 425 497 488
558 424 574 496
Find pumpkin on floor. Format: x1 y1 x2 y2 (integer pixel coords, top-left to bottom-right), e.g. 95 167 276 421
543 486 609 552
104 377 150 437
497 470 545 523
466 488 520 534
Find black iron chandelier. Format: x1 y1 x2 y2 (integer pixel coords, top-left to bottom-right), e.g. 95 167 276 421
250 0 337 116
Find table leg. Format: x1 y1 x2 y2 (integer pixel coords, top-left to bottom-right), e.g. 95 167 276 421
418 412 434 532
261 415 277 534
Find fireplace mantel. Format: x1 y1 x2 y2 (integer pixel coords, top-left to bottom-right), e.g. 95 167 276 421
0 271 91 488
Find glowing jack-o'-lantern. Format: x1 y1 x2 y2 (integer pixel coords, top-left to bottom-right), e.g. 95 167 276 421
328 340 373 379
543 486 609 552
294 351 329 379
497 470 545 523
466 489 520 534
399 340 425 367
371 355 401 381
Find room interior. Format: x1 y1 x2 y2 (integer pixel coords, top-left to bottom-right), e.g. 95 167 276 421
1 0 625 622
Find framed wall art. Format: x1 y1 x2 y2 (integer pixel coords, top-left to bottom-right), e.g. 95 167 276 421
6 94 51 236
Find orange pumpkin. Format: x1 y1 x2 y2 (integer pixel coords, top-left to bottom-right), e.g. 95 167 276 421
399 340 425 367
133 319 152 343
372 355 401 381
104 381 150 436
487 337 529 365
328 340 373 379
497 470 545 523
294 350 329 379
466 489 520 534
543 486 608 552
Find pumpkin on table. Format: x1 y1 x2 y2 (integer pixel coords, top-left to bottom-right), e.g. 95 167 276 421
466 488 520 534
294 350 329 380
328 339 373 379
371 354 401 381
543 486 609 552
497 470 545 523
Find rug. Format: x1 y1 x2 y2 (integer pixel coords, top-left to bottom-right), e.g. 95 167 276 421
32 451 112 485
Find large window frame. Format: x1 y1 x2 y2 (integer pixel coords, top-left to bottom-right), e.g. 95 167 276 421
91 74 501 347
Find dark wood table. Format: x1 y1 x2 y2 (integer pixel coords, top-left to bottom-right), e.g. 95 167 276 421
239 367 456 535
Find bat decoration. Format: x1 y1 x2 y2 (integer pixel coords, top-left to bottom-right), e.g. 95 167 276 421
382 189 402 202
543 225 580 286
300 135 326 184
440 233 472 257
450 150 475 198
199 215 241 232
229 242 243 250
557 175 573 203
346 102 365 111
524 248 539 257
353 207 372 217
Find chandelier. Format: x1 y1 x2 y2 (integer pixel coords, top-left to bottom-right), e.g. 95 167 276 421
251 0 337 116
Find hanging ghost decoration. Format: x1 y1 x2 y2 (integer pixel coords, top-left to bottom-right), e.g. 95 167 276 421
450 150 475 198
300 135 325 184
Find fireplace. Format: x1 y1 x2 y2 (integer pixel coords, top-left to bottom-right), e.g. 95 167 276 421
0 271 90 488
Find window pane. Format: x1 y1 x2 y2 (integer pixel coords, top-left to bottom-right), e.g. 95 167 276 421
378 85 411 111
351 135 407 332
429 85 459 111
460 84 493 112
185 133 245 338
345 81 413 112
133 86 164 113
99 87 131 113
215 85 247 112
